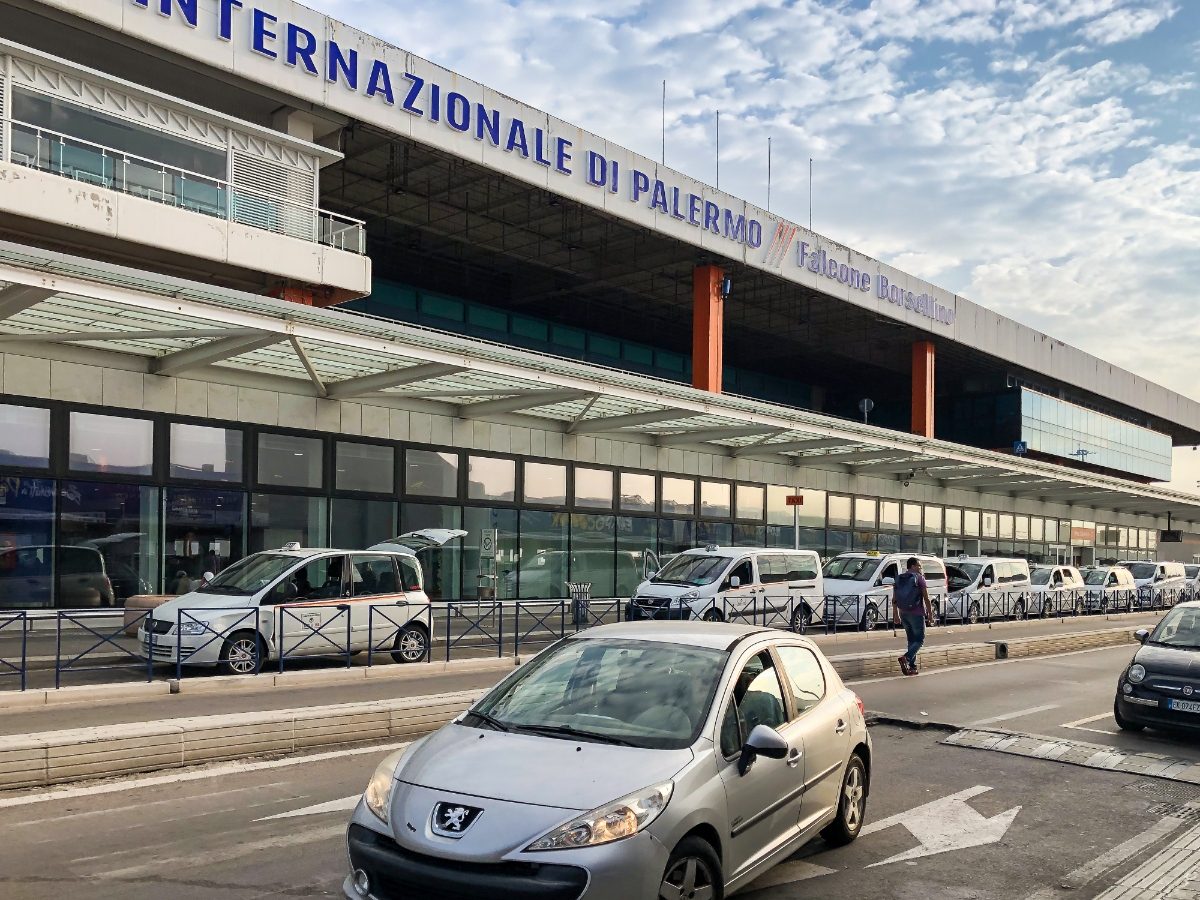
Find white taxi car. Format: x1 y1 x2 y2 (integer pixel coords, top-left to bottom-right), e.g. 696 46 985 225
138 530 464 674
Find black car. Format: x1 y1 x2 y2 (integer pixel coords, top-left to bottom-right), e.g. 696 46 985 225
1114 602 1200 732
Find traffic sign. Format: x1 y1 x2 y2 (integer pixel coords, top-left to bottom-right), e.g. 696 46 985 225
785 495 804 506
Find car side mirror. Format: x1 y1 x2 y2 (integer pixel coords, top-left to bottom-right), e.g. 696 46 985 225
646 568 658 579
983 578 993 587
880 577 895 587
729 576 741 589
738 724 789 776
1135 628 1150 644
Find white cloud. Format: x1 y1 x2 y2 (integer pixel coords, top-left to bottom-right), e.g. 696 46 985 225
1079 2 1179 45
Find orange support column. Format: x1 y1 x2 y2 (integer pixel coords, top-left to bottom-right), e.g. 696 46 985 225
911 340 936 437
692 265 725 393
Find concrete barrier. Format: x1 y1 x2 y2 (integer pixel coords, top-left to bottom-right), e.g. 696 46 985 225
991 626 1139 659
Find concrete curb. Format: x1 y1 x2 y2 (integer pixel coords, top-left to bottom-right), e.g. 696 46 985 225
0 689 482 790
0 656 521 712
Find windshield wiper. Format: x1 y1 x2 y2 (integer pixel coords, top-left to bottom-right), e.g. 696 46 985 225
514 723 638 747
466 710 512 732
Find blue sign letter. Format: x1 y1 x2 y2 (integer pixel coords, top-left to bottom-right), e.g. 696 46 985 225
285 24 319 76
251 8 277 59
217 0 243 40
366 60 394 104
327 41 358 90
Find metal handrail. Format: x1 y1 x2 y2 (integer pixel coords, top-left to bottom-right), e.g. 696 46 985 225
7 119 366 253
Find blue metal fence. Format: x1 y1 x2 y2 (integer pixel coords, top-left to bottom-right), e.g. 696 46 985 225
172 607 264 679
276 605 353 672
55 609 154 688
0 612 27 692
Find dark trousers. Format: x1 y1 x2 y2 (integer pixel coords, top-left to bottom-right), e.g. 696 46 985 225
900 613 926 667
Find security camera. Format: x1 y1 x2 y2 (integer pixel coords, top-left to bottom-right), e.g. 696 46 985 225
903 479 911 488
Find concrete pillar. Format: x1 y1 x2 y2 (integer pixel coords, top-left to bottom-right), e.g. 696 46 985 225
911 340 936 437
692 265 725 393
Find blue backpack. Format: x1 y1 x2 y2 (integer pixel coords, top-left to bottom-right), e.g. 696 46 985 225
894 571 924 612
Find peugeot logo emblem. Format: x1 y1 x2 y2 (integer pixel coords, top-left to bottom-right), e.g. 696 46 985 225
1184 686 1194 697
431 801 484 839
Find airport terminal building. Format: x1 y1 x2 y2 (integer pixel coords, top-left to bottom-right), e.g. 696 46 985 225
0 0 1199 607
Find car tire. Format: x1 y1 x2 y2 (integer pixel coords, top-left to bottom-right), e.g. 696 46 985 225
861 604 881 630
660 836 723 900
391 622 429 664
967 602 981 625
702 609 725 623
218 631 265 676
790 603 812 633
1114 699 1145 732
822 754 868 847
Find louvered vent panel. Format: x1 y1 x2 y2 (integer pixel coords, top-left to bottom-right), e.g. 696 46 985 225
230 151 316 241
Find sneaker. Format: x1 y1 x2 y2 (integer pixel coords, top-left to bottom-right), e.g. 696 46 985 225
898 655 912 675
907 665 920 676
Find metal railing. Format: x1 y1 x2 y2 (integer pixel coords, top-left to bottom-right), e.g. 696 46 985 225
444 600 504 662
513 600 567 656
7 120 366 254
276 605 353 671
172 607 263 679
56 608 154 688
367 602 433 666
0 612 27 691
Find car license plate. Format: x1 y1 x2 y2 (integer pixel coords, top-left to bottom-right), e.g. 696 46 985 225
1168 699 1200 714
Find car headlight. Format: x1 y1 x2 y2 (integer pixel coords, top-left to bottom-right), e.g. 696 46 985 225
1127 664 1147 684
364 748 407 824
524 781 674 851
177 621 208 636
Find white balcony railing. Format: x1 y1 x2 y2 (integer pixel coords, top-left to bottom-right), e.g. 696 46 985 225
6 121 366 255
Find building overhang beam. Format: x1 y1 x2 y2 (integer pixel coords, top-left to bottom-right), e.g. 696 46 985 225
569 410 688 434
325 363 467 399
0 285 54 321
657 426 785 447
149 333 281 376
458 389 593 418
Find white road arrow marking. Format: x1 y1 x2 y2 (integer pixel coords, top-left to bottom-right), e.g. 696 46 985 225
861 785 1020 867
256 794 360 821
746 860 838 890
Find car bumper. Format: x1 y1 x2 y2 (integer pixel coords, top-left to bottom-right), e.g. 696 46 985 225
135 631 222 666
625 602 690 621
343 821 666 900
1116 692 1200 731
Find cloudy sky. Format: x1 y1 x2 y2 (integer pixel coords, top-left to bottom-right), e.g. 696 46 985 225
303 0 1199 491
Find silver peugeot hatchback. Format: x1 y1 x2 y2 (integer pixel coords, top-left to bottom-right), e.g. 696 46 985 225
343 621 871 900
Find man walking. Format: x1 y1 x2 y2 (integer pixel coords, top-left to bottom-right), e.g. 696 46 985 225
893 557 933 675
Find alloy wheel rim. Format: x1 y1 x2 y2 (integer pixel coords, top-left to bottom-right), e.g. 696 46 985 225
398 630 426 661
228 639 258 674
660 856 715 900
844 765 864 830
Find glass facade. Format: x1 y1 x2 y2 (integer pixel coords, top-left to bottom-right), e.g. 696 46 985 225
1020 389 1172 481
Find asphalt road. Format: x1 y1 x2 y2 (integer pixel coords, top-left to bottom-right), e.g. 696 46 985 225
5 718 1199 900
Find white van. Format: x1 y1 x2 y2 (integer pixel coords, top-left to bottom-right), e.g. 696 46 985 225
138 530 465 675
1082 565 1138 612
1029 565 1086 616
1183 565 1200 602
821 552 948 628
944 557 1032 623
627 545 823 629
1119 560 1188 607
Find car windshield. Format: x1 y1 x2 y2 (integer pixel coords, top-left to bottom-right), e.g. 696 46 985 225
469 638 727 749
651 555 730 586
946 563 982 591
1084 570 1110 586
822 557 879 581
198 554 297 596
1186 566 1200 579
1124 563 1157 580
1030 569 1053 585
1149 607 1200 649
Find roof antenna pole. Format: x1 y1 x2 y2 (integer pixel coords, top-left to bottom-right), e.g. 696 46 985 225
767 136 772 212
808 157 813 231
661 79 666 165
715 109 720 190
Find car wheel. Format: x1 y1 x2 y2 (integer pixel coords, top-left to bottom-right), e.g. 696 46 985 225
790 603 812 633
822 754 868 847
391 623 429 664
1114 699 1145 732
218 631 264 676
659 836 723 900
967 602 981 625
861 604 881 630
702 609 725 623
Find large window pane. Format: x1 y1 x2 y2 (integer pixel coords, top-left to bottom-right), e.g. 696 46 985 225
249 494 327 552
257 433 322 489
902 503 922 532
1015 516 1030 541
944 507 962 537
70 413 153 476
518 510 569 598
617 516 657 594
164 488 244 593
659 518 696 557
661 477 695 516
925 506 943 534
1030 517 1044 542
574 468 614 510
0 476 56 608
697 521 733 547
736 485 765 521
525 462 567 506
700 482 731 519
854 498 877 529
59 481 159 606
964 509 981 537
828 495 852 528
336 442 394 494
619 472 656 513
982 512 998 538
406 450 459 498
331 498 396 550
0 405 50 468
999 514 1014 540
170 424 242 482
464 507 518 599
570 513 616 598
401 503 462 600
468 456 516 502
734 524 766 547
879 501 900 531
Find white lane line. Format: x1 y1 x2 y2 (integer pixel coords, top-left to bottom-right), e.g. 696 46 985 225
1022 808 1192 899
256 794 360 821
0 741 410 810
15 782 293 826
970 703 1059 726
744 860 837 890
1062 712 1113 728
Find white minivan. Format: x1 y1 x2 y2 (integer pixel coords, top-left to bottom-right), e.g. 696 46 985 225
1028 565 1086 616
944 557 1032 623
821 552 948 628
138 530 465 675
1119 560 1189 607
626 546 823 630
1082 565 1138 612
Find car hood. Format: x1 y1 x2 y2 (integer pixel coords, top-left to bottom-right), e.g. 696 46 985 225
1135 644 1200 677
634 581 701 599
147 592 256 624
398 722 695 811
823 578 882 597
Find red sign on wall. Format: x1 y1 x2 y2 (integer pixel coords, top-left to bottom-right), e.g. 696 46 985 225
785 495 804 506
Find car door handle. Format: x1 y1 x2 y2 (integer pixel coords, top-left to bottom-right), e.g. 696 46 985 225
787 747 802 768
835 720 847 735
